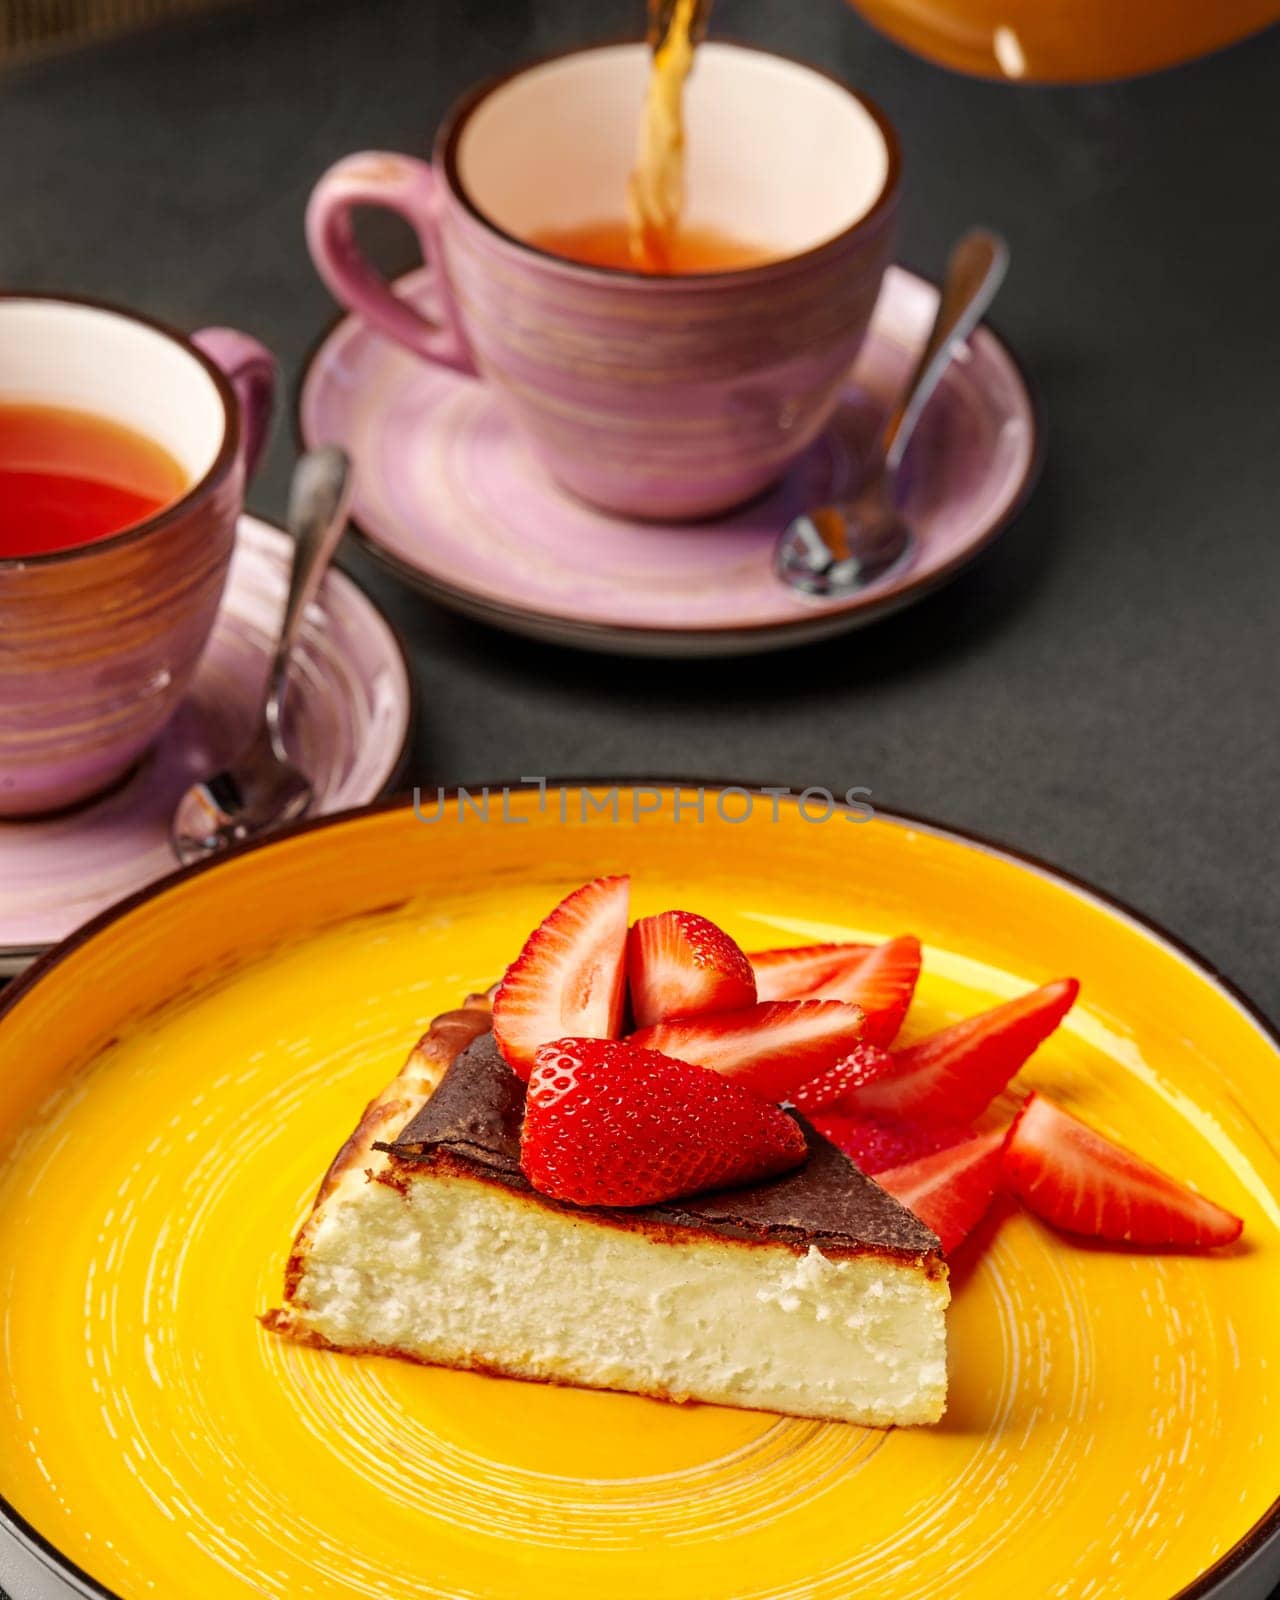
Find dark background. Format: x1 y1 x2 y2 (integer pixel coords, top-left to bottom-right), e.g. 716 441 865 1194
0 6 1278 1594
1 0 1277 1026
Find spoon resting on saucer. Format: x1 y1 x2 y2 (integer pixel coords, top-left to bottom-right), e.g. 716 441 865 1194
775 228 1008 599
170 446 353 865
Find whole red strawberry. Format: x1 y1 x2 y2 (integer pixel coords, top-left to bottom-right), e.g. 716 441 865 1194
521 1037 807 1208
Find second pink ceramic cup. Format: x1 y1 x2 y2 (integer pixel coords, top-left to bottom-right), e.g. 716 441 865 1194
307 42 899 521
0 296 275 817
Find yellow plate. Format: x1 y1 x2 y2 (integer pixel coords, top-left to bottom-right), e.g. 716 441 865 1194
2 788 1278 1600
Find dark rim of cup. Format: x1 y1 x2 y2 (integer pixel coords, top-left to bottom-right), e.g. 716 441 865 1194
435 37 903 285
0 291 242 570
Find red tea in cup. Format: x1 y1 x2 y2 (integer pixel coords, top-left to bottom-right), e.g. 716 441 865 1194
0 294 276 817
0 402 187 558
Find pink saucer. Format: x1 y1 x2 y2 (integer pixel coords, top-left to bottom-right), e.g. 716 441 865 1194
0 515 412 975
300 265 1041 656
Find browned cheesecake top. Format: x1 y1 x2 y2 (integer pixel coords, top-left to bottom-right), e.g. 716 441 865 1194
378 1031 941 1265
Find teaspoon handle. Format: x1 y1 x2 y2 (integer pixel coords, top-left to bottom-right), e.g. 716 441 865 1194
264 446 354 752
883 229 1009 476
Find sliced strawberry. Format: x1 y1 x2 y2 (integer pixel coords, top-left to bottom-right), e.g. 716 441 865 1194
750 943 870 1002
811 935 921 1047
521 1037 807 1207
627 910 756 1029
839 978 1080 1125
809 1113 975 1175
492 876 630 1080
790 1042 895 1113
631 999 864 1102
1004 1092 1243 1249
878 1129 1009 1254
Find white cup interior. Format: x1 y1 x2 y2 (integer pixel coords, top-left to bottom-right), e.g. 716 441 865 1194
0 299 225 485
453 42 891 262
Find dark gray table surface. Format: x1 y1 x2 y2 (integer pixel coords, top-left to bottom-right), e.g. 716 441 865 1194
4 0 1278 1019
2 10 1280 1586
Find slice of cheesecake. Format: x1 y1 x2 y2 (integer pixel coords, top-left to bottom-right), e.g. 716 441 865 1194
266 995 950 1427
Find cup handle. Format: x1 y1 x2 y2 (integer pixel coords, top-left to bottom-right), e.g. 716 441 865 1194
306 152 474 375
191 327 277 482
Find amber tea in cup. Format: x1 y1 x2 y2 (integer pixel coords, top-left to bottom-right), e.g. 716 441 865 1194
528 2 771 275
0 403 188 558
307 42 899 518
527 220 770 273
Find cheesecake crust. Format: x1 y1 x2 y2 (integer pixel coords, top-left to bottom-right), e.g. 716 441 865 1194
277 994 494 1302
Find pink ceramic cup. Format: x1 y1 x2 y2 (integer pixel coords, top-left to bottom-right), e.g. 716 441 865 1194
306 42 900 521
0 295 275 818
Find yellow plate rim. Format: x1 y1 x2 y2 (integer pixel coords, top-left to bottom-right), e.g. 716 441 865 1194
1 781 1277 1600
